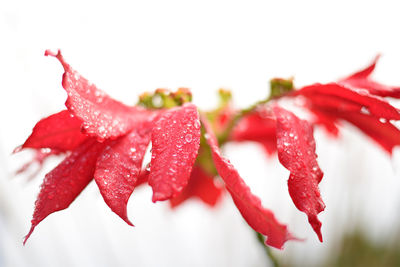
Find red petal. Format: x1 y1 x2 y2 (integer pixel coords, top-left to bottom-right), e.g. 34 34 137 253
45 50 151 140
340 55 400 98
309 108 340 137
316 108 400 154
202 116 295 249
149 103 201 202
296 83 400 120
94 127 152 226
21 110 87 151
169 166 223 208
345 55 380 80
24 138 105 244
232 110 277 155
273 106 325 242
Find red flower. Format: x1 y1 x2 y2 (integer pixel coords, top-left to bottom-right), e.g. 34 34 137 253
18 50 297 249
19 51 400 250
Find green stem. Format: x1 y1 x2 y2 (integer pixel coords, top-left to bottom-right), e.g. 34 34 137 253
217 97 271 144
256 232 281 267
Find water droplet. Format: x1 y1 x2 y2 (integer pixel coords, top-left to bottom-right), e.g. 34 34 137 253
289 133 294 138
185 134 193 143
361 107 370 115
40 148 51 153
130 147 137 153
379 118 387 123
104 181 108 185
283 142 290 146
194 120 200 129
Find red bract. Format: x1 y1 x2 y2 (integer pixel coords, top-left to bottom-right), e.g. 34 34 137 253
314 108 400 154
169 165 223 208
202 116 296 249
231 109 277 155
23 138 106 244
45 50 151 141
308 108 340 137
20 110 87 151
149 104 201 202
339 55 400 98
297 82 400 154
94 127 152 226
296 83 400 120
273 106 325 242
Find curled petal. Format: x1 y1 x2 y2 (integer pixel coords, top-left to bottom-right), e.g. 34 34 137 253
45 50 151 141
273 106 325 242
202 116 295 249
296 83 400 120
24 138 105 244
20 110 86 151
94 128 152 226
149 103 201 202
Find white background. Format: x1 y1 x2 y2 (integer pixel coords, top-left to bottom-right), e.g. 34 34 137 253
1 0 400 266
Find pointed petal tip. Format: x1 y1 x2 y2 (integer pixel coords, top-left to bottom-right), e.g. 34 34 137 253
12 146 22 154
308 214 323 242
44 49 60 57
151 191 170 203
45 49 68 71
23 224 35 246
123 218 134 227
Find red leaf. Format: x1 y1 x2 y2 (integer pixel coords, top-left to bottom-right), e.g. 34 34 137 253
149 103 201 202
340 55 400 98
346 55 380 80
296 83 400 120
24 138 105 244
170 165 223 208
94 127 152 226
45 50 151 141
273 106 325 242
202 116 295 249
309 108 340 137
232 110 277 155
316 108 400 154
21 110 87 151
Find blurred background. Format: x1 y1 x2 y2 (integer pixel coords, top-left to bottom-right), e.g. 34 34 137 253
1 0 400 266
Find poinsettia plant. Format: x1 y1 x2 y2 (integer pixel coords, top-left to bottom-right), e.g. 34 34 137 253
15 50 400 251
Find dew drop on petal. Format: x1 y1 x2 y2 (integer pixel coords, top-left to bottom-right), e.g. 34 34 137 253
185 134 193 143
